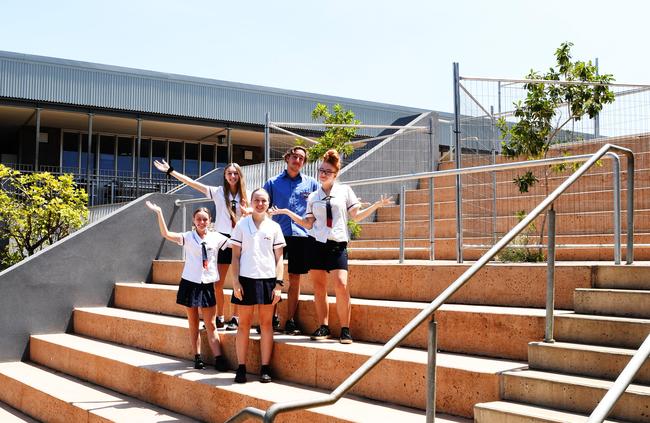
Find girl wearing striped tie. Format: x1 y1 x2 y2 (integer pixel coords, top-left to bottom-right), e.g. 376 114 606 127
154 160 250 331
270 149 392 345
145 201 230 371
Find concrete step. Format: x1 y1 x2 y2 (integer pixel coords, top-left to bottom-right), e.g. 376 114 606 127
527 341 650 385
357 209 650 240
0 361 198 423
112 287 556 360
555 313 650 349
150 260 599 309
348 234 650 261
574 288 650 318
594 265 650 290
0 402 38 423
473 400 625 422
378 187 650 222
502 369 650 422
71 306 525 418
29 333 467 422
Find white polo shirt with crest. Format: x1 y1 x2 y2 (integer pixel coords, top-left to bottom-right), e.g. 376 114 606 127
208 185 248 235
306 183 360 243
177 230 229 284
229 216 286 279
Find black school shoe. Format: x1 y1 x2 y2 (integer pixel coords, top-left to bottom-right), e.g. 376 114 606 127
339 327 353 344
225 316 239 331
260 365 272 383
235 365 247 383
284 318 301 335
216 315 225 329
194 354 205 370
214 355 229 372
310 325 331 340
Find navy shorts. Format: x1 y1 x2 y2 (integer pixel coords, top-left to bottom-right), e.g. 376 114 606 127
310 239 348 272
231 276 278 306
217 233 232 264
284 236 313 275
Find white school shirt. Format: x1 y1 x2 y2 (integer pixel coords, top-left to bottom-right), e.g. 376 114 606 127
229 216 286 279
177 230 229 284
306 183 360 243
208 186 247 235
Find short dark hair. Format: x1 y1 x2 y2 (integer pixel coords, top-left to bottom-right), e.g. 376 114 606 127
283 146 308 163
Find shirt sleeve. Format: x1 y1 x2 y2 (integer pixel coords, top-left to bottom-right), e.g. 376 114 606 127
208 185 220 201
346 185 360 210
178 231 189 246
228 221 243 247
305 192 315 216
273 224 286 249
215 232 230 250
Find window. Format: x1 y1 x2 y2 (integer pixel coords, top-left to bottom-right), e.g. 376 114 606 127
169 141 183 175
151 140 167 179
201 144 215 175
185 143 199 178
62 132 79 173
217 146 228 168
80 134 96 174
117 137 133 176
99 135 115 176
139 138 151 178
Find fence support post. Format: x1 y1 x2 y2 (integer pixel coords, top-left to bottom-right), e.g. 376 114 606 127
264 113 270 182
453 62 463 263
426 319 437 423
429 115 436 261
400 185 406 263
545 208 556 343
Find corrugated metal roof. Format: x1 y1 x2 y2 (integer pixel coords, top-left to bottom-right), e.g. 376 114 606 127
0 50 447 127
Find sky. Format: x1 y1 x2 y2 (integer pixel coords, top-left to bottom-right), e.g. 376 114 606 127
1 0 647 113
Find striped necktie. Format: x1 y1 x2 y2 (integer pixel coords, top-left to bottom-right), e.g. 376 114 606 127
201 241 208 270
324 196 333 228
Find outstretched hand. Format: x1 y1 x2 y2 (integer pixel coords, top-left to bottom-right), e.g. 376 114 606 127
145 200 162 214
376 195 394 207
268 206 285 216
153 159 170 173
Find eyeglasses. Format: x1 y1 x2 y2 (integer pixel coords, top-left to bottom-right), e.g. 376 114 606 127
318 168 336 176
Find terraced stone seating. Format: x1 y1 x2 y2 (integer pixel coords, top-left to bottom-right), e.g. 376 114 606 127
1 259 648 422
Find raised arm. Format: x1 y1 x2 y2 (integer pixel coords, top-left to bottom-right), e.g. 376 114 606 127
269 206 315 229
153 159 209 197
145 201 183 244
350 195 394 222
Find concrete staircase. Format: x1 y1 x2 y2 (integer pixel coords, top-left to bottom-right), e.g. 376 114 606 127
1 260 648 422
349 137 650 261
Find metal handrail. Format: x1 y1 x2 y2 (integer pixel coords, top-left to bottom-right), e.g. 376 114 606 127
588 333 650 423
224 143 634 423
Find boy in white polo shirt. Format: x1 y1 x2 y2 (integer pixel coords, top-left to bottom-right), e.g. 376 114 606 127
229 188 285 383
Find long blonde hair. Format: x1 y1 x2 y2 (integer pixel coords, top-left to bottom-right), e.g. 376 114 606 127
223 163 249 226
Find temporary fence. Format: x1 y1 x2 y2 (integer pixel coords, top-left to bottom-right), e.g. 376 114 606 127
454 65 650 256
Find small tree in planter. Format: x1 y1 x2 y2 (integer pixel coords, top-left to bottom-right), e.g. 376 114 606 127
496 42 615 259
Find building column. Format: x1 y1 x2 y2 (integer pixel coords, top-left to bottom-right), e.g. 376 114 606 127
136 118 142 198
34 107 42 171
87 113 94 205
227 127 232 164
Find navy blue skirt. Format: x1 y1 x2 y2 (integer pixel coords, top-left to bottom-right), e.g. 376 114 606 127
176 278 216 308
310 240 348 271
231 276 277 306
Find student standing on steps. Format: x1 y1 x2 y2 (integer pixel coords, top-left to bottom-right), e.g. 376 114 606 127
271 149 392 344
263 146 319 335
154 160 250 332
145 202 230 371
229 188 286 383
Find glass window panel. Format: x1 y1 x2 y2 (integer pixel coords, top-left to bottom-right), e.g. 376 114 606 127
216 146 228 168
139 139 151 177
151 140 167 179
200 144 215 175
99 135 115 175
117 137 133 176
62 132 79 173
169 141 183 174
80 134 96 174
185 143 198 178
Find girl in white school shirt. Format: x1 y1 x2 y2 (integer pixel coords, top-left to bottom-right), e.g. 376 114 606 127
271 149 391 344
154 160 249 331
229 188 285 383
145 202 230 371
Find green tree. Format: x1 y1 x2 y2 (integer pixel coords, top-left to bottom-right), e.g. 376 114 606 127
0 165 88 267
303 103 360 161
496 42 615 256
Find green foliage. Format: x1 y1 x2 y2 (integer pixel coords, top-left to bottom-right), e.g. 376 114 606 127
496 210 544 263
347 219 362 240
304 103 360 161
497 41 615 168
0 165 88 267
513 171 539 193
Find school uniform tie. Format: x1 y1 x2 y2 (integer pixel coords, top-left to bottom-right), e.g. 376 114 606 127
324 196 333 228
201 241 208 270
231 200 237 228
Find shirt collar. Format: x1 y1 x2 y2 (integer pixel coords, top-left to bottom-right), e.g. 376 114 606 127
281 169 302 181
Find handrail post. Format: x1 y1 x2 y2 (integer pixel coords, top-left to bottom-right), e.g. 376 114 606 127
400 185 406 263
545 208 556 343
429 115 436 261
453 62 463 263
625 152 634 264
181 204 187 261
611 154 621 265
426 319 437 423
